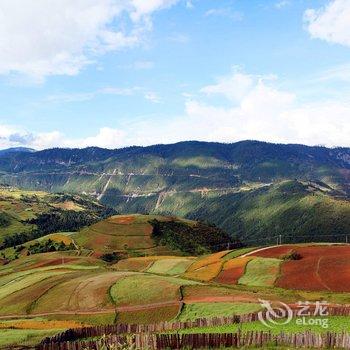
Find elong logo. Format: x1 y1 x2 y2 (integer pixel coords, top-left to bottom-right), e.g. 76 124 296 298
258 299 329 329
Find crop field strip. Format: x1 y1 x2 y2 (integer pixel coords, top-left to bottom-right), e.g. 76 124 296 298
146 257 194 275
110 274 199 307
31 271 132 314
215 256 253 285
238 257 281 287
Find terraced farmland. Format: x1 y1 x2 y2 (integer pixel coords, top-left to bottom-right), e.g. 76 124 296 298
2 228 350 348
73 214 203 256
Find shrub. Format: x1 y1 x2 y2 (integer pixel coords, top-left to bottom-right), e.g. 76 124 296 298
281 250 302 261
100 252 124 263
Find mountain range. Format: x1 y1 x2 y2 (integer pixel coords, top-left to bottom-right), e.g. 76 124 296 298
0 140 349 244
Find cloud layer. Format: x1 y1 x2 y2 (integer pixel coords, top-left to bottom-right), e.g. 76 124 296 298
304 0 350 47
1 69 349 149
0 0 179 80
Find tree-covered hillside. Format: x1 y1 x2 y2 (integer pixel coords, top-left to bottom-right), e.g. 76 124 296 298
0 141 348 244
0 186 116 248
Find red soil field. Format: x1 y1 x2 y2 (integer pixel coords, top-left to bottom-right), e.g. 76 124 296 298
250 245 297 258
215 257 252 285
276 245 350 292
31 257 78 269
108 216 135 225
319 256 350 292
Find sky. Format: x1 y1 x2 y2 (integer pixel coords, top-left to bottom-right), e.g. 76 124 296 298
0 0 349 149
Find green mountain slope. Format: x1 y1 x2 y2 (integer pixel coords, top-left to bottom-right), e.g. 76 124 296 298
184 181 350 245
0 186 115 248
0 141 348 244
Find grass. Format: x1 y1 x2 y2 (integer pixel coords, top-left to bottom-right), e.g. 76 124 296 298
238 257 281 287
175 316 350 334
146 258 194 275
222 247 257 260
177 302 262 321
110 274 198 306
0 328 63 348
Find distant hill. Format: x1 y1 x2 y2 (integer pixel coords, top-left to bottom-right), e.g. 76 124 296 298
0 186 115 250
185 180 350 245
0 147 35 155
73 214 233 257
0 140 348 244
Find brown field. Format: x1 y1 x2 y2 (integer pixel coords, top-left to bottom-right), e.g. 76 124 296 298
250 245 297 258
276 245 350 292
51 201 83 211
186 250 231 272
185 261 223 282
215 257 252 285
114 257 156 271
0 272 82 316
116 304 180 324
0 319 87 330
73 214 189 256
319 256 350 292
32 271 131 313
108 215 135 224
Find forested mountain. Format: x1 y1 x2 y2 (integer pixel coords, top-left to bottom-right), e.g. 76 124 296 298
0 140 349 244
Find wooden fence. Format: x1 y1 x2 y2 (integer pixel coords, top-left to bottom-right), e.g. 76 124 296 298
38 306 350 350
39 331 350 349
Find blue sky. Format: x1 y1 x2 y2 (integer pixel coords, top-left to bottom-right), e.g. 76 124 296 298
0 0 349 149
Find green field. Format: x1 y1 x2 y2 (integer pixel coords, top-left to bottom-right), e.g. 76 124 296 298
177 302 262 321
146 257 194 275
238 257 281 287
0 328 64 348
110 274 198 306
176 316 350 334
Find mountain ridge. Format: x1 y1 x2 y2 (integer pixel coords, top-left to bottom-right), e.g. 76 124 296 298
0 140 348 244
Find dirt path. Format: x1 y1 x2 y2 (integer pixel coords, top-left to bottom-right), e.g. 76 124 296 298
242 245 279 257
184 295 259 304
315 257 331 291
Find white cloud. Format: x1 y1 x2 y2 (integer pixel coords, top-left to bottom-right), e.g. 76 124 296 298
77 127 125 148
205 8 243 21
167 33 190 44
45 86 163 104
275 1 290 9
200 69 254 102
304 0 350 47
117 60 155 70
0 0 179 81
316 63 350 82
128 0 180 22
144 91 161 103
1 70 349 149
0 127 126 149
